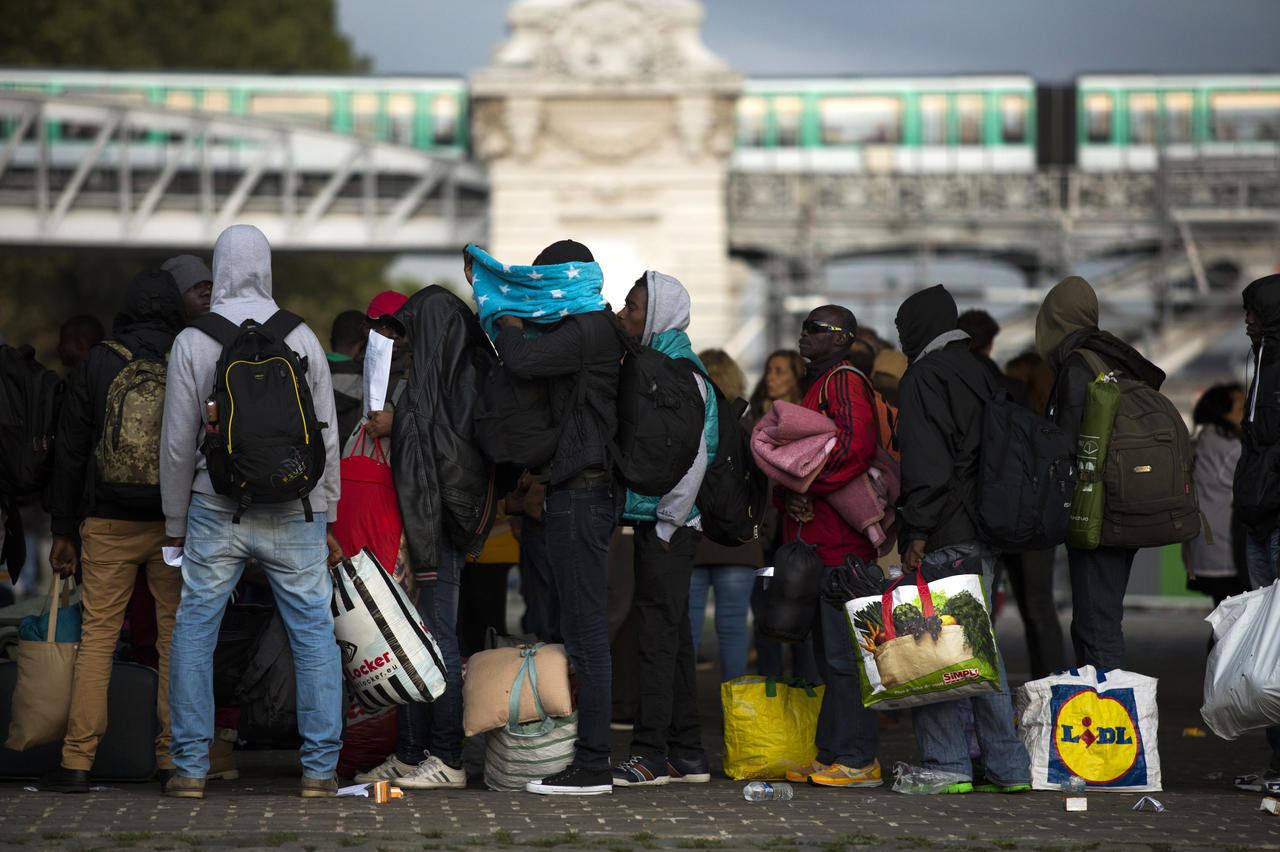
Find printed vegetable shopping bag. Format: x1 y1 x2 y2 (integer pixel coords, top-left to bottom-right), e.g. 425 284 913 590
845 570 1000 710
1016 665 1161 792
721 676 823 780
1201 583 1280 740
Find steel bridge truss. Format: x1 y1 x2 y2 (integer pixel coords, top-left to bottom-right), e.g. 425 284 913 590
0 92 489 250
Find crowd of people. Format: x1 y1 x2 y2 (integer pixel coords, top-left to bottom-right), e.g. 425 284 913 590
3 221 1277 801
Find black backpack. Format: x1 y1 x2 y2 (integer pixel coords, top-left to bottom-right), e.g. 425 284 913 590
945 362 1077 552
612 338 706 497
0 344 65 497
693 371 770 546
194 311 326 522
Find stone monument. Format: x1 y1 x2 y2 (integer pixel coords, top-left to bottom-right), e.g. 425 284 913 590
469 0 743 347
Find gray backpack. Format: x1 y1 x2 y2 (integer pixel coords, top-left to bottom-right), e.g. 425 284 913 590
1077 350 1201 547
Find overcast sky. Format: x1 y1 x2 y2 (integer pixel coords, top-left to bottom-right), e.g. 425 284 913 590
336 0 1279 81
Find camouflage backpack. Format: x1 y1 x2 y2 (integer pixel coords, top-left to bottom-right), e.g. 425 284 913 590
95 341 167 489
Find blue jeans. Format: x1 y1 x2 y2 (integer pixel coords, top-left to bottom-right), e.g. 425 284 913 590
1245 528 1280 768
910 543 1030 785
811 564 879 768
1067 545 1136 670
688 565 754 683
397 543 464 768
543 481 615 771
170 492 342 780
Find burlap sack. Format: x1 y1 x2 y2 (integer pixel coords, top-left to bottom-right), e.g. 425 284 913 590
5 575 78 751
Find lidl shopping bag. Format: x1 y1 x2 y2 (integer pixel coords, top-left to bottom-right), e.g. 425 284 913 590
1016 666 1161 792
845 570 1000 710
331 548 447 710
1201 583 1280 740
1066 373 1120 549
721 676 823 780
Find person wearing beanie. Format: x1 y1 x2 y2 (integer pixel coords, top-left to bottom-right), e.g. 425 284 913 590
1035 275 1164 672
895 284 1031 794
160 255 213 323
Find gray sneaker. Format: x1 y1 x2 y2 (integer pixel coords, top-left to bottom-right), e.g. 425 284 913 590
354 754 419 783
397 755 467 789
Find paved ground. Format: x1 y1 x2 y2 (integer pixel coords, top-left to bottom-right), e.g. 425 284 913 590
3 604 1280 851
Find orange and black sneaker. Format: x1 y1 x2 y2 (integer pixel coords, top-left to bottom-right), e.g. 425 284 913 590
785 760 828 783
808 759 883 788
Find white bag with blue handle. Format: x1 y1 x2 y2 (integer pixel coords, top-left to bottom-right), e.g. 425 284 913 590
331 547 447 710
483 643 576 791
1015 665 1161 792
1201 582 1280 740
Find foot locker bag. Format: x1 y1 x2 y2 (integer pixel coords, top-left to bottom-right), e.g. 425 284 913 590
332 547 447 710
1015 665 1161 792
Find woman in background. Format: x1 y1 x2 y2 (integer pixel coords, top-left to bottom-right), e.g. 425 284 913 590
1185 383 1248 608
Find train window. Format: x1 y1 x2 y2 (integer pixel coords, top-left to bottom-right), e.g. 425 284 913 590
920 95 947 144
1163 92 1192 143
165 91 196 111
819 96 901 145
428 95 457 146
352 92 379 139
1129 93 1158 144
202 91 230 112
774 96 803 146
249 93 332 129
1000 94 1027 144
956 94 983 145
1210 91 1280 141
736 97 766 146
1084 93 1113 143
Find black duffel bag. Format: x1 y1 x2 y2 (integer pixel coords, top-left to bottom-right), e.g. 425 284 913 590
758 535 825 643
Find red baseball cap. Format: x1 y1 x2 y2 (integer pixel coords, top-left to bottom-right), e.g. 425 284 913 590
367 290 408 320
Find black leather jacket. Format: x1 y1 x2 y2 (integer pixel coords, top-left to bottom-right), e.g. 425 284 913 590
390 286 498 577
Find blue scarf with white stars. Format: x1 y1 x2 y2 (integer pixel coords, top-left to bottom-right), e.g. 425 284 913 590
467 245 609 341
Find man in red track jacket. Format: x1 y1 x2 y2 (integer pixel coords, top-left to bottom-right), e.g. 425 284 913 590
777 305 883 789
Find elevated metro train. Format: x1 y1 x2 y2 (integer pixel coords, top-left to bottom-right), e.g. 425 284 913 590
2 69 1278 172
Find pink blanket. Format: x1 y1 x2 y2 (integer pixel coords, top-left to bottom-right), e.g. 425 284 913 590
751 401 899 556
750 401 837 493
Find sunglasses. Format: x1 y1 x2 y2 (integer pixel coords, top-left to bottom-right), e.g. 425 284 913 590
803 319 850 336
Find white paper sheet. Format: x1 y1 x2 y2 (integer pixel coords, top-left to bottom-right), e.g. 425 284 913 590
363 330 394 415
162 547 183 568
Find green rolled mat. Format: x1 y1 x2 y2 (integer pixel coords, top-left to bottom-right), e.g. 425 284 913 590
1066 373 1121 550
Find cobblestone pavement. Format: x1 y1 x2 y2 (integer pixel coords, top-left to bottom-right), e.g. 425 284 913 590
3 607 1280 851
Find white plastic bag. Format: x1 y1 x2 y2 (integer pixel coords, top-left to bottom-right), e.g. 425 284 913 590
1201 582 1280 740
1016 665 1161 792
332 547 447 710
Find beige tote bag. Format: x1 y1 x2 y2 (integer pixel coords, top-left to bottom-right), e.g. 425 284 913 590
5 575 79 751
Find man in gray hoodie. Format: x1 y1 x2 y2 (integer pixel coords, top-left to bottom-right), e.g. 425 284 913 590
159 224 343 799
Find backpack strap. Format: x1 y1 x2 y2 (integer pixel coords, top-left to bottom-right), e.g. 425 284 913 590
191 312 242 348
100 340 132 362
261 310 305 345
819 364 897 452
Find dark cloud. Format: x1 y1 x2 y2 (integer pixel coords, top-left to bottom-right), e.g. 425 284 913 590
339 0 1279 79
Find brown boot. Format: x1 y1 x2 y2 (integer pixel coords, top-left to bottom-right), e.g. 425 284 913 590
163 775 205 799
299 775 339 798
207 728 240 781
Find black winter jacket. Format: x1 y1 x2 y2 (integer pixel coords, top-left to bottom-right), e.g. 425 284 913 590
49 270 185 536
1235 274 1280 530
493 309 622 487
1044 328 1166 450
390 286 498 577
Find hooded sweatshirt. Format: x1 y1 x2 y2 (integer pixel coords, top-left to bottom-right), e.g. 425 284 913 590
159 225 341 538
894 285 993 550
50 270 186 535
1035 275 1165 449
1234 274 1280 530
621 271 718 542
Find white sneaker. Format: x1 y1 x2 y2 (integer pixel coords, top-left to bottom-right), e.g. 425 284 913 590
396 755 467 789
353 754 419 783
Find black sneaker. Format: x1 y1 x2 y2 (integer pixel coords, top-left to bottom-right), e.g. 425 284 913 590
525 765 613 796
666 753 711 783
612 755 670 787
41 767 89 794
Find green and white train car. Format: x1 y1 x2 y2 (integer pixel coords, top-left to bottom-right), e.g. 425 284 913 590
1077 73 1280 171
732 75 1038 173
0 69 469 153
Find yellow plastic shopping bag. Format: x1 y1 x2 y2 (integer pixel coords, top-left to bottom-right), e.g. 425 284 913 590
720 675 823 780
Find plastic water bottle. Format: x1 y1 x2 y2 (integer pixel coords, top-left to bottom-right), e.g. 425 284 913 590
743 781 793 801
1062 775 1086 794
